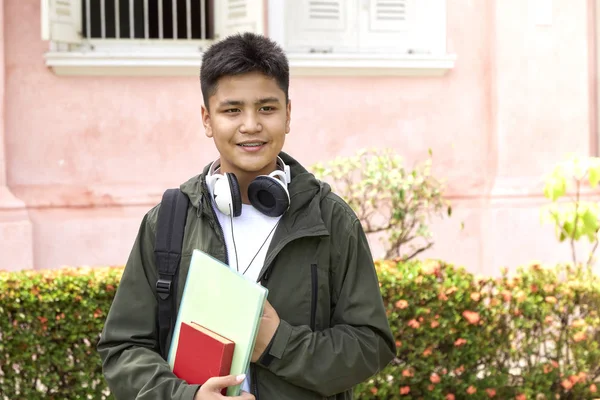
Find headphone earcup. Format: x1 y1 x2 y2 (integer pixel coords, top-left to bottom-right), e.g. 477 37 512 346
211 173 242 217
226 173 243 217
248 176 290 217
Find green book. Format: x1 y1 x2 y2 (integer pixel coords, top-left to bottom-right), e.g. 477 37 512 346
167 249 268 396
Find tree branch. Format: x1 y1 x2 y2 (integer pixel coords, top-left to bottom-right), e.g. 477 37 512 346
586 234 599 267
571 178 581 266
394 241 434 261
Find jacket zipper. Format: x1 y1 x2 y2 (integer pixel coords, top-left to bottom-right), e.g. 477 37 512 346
200 192 229 265
310 263 318 331
251 365 260 399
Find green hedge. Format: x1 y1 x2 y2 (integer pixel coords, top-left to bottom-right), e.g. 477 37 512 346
1 261 599 399
0 266 121 400
363 260 600 399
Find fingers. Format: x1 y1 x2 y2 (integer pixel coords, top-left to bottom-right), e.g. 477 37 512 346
237 391 255 400
202 374 246 391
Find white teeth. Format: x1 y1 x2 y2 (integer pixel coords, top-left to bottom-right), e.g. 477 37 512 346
239 143 263 147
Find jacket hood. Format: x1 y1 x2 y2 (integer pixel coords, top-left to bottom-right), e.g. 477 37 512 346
179 151 331 217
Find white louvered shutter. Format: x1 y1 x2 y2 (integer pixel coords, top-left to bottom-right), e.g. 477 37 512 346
359 0 445 54
369 0 411 31
358 0 415 53
284 0 358 53
40 0 83 44
214 0 265 40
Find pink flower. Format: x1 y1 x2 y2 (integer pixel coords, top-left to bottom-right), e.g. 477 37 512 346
561 379 573 390
462 310 480 325
573 332 587 342
395 300 409 309
572 319 586 328
408 319 420 329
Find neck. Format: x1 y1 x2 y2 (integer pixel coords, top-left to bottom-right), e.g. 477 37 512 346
236 174 256 205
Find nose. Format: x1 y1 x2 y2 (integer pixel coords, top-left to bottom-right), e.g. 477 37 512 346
239 111 262 134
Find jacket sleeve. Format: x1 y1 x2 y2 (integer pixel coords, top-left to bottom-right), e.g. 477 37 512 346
97 210 200 400
257 217 396 397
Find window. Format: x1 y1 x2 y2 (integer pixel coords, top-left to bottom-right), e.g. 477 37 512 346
80 0 214 40
280 0 446 55
41 0 455 76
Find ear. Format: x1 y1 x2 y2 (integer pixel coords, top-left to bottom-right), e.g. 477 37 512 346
201 104 213 138
285 99 292 134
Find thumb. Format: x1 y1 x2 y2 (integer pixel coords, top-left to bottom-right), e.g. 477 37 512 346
203 374 246 391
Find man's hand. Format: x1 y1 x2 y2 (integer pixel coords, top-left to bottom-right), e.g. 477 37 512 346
194 374 254 400
251 299 280 362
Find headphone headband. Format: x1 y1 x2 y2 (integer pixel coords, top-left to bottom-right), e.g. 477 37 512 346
208 156 290 184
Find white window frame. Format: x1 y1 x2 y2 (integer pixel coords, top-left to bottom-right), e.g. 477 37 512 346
42 0 456 77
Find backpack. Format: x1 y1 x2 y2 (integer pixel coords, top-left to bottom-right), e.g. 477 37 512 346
153 188 190 360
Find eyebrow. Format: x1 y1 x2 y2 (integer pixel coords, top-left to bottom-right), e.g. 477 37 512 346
219 97 281 107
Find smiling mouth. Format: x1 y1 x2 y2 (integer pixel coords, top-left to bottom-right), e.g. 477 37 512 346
237 142 266 148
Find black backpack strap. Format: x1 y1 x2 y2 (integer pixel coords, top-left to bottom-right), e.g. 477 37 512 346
154 188 189 360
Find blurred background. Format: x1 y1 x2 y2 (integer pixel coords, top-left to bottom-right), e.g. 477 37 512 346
1 0 597 274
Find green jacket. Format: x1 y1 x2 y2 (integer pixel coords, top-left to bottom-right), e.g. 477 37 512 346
97 152 396 400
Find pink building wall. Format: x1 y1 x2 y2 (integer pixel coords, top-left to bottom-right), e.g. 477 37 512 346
0 0 596 274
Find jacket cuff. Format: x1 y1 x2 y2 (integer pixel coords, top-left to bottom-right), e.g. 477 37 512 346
183 384 201 400
257 319 292 368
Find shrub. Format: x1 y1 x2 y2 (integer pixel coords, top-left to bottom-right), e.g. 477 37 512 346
1 261 599 399
310 148 451 260
0 266 121 399
357 260 600 399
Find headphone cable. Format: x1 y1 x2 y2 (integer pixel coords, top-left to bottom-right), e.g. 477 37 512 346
228 204 280 277
229 204 240 273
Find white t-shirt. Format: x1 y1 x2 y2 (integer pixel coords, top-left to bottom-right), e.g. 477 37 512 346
212 201 281 393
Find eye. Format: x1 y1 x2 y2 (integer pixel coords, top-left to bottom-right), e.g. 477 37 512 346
224 108 240 113
260 106 276 112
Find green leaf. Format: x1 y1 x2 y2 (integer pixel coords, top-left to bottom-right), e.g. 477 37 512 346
543 174 567 202
589 164 600 188
580 207 599 242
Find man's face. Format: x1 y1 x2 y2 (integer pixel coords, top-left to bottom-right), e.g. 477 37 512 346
201 71 291 180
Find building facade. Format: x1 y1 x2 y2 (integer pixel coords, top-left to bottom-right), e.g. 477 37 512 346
0 0 597 273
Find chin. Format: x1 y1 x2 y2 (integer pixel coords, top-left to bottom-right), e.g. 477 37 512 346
236 162 271 174
236 158 277 173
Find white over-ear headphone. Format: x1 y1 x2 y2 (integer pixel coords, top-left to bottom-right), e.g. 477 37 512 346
206 157 292 218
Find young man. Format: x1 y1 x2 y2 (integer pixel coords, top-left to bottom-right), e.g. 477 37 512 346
97 33 396 400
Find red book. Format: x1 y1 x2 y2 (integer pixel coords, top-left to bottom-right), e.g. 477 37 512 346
173 321 235 394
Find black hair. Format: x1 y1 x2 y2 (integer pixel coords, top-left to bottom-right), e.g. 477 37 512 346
200 32 290 109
